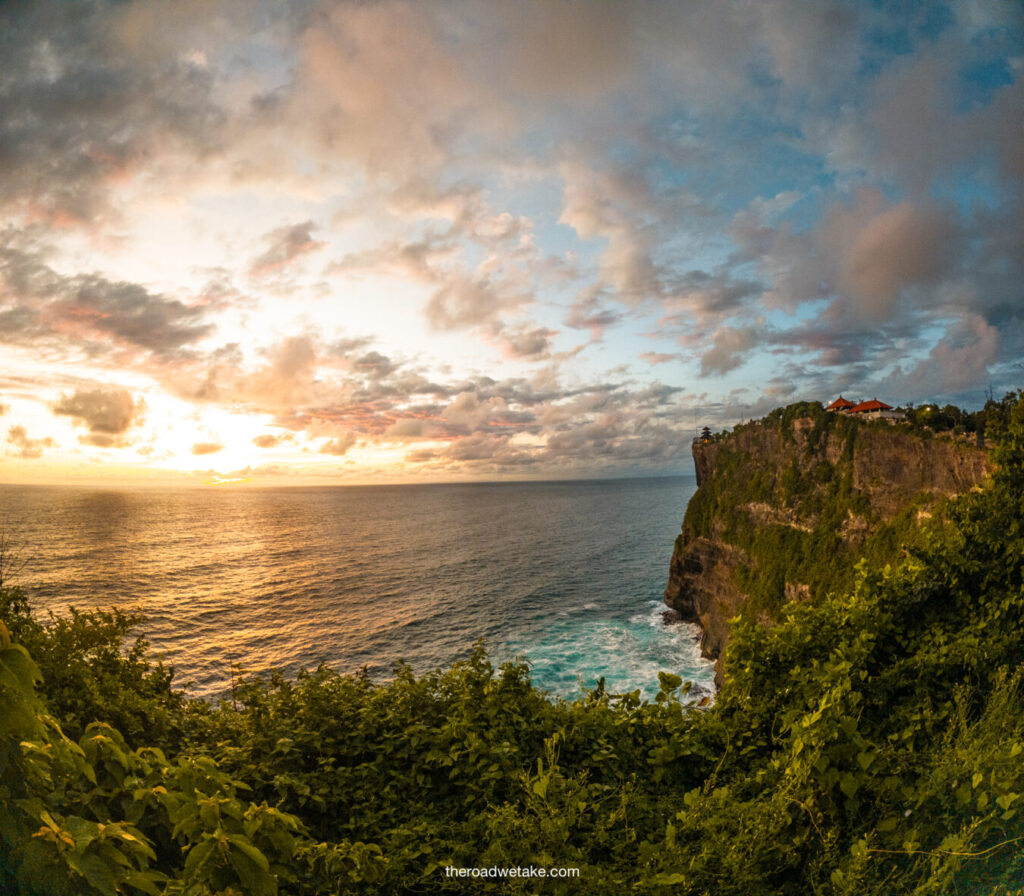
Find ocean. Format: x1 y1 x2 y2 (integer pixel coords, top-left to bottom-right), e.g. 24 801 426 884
0 477 715 701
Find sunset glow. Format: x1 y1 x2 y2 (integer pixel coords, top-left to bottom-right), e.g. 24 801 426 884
1 2 1021 485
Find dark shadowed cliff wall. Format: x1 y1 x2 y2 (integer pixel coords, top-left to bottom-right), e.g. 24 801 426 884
665 403 990 686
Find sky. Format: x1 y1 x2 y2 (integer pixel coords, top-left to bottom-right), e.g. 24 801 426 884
1 0 1022 486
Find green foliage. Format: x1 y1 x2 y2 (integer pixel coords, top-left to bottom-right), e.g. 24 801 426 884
0 590 189 750
1 391 1022 894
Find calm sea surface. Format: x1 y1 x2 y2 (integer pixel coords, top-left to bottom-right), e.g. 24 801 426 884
0 477 714 700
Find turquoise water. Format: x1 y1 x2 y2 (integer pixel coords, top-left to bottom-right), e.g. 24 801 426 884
0 477 714 700
502 600 707 698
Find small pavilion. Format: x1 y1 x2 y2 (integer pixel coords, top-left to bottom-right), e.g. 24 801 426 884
848 398 893 415
826 396 856 412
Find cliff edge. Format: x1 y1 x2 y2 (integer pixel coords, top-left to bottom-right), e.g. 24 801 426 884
665 402 990 686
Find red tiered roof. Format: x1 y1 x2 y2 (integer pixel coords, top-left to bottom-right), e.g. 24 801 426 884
826 395 856 411
849 398 893 413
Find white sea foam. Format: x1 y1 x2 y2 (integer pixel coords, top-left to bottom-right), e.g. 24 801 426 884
501 600 715 700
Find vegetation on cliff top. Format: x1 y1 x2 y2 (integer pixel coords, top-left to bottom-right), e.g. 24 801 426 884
1 391 1023 894
682 396 997 621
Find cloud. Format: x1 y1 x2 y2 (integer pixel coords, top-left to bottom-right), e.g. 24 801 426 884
489 2 642 102
319 432 357 456
80 433 130 449
6 425 54 459
245 360 702 476
58 276 214 356
0 241 213 358
756 0 862 103
639 352 677 366
331 185 547 339
270 335 317 381
722 179 1018 391
700 326 759 376
566 289 623 341
353 351 399 379
732 188 963 323
253 433 286 448
332 236 455 282
424 272 531 330
895 314 1001 395
820 191 960 319
662 269 762 325
326 336 375 358
52 388 143 435
869 35 1024 192
182 334 321 409
192 441 223 455
496 326 559 360
389 371 702 474
440 390 518 434
249 221 326 278
291 1 479 177
558 159 662 305
0 1 227 224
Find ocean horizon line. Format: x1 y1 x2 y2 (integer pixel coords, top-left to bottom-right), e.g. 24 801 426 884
0 471 698 493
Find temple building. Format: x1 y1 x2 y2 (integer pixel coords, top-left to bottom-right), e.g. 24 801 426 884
826 396 905 422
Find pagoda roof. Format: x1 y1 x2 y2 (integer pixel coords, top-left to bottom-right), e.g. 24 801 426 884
849 398 893 413
826 395 856 410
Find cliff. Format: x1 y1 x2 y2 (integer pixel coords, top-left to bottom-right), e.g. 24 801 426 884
665 402 990 686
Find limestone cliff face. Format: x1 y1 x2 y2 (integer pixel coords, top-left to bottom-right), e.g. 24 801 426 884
666 407 989 686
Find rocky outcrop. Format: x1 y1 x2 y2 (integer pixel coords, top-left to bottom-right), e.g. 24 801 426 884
666 407 990 687
664 535 747 684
